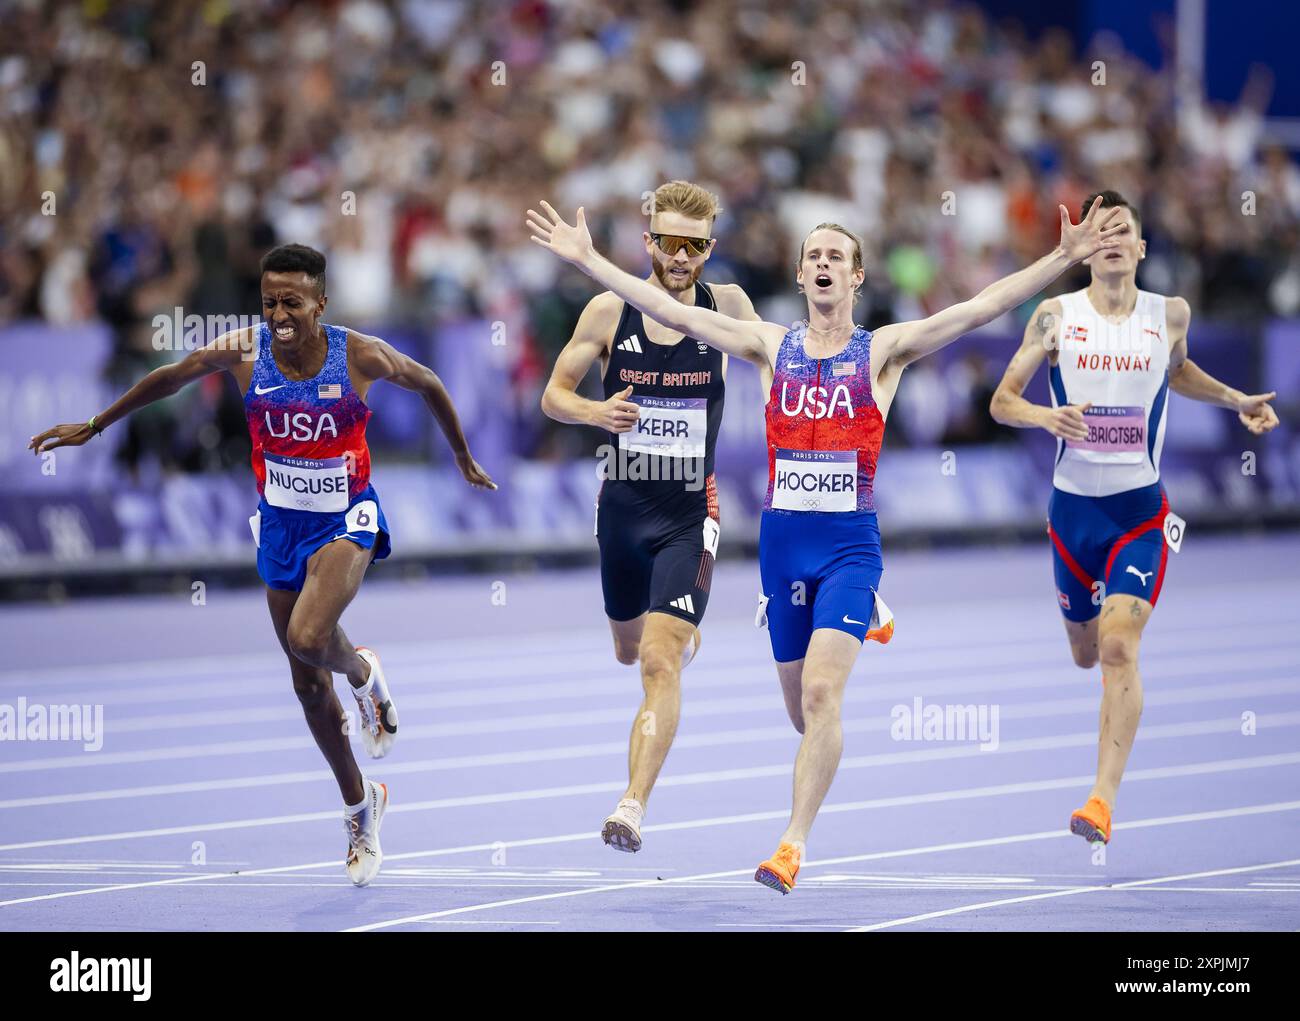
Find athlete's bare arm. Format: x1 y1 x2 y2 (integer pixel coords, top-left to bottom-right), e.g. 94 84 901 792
539 291 642 433
348 331 496 490
1165 297 1279 435
988 298 1091 442
528 202 786 372
28 328 257 455
873 198 1128 383
712 282 766 389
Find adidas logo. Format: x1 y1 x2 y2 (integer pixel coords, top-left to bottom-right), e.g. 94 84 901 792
669 593 695 615
618 335 643 354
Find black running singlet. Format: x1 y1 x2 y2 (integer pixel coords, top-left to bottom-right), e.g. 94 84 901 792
601 281 725 489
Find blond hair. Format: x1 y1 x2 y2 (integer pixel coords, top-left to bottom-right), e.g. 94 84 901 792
652 180 722 226
797 222 863 273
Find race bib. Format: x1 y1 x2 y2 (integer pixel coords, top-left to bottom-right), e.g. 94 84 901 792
248 510 261 548
263 453 349 513
771 449 857 512
1068 406 1146 453
345 499 379 534
755 594 770 629
1163 510 1186 553
702 517 720 557
619 396 707 458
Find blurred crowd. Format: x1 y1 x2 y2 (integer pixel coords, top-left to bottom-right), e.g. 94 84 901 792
2 0 1297 471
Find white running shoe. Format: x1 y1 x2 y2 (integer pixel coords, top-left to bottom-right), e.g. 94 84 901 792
601 797 645 853
352 647 398 758
345 779 388 887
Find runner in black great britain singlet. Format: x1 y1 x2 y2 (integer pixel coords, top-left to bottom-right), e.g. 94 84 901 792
539 181 762 854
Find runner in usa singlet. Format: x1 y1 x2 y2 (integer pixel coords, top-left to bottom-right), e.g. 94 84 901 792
246 321 374 513
757 322 890 662
243 321 391 591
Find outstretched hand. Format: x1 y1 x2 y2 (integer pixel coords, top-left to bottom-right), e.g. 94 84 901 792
526 201 595 269
1059 195 1129 264
29 422 96 455
1238 392 1279 435
456 451 498 490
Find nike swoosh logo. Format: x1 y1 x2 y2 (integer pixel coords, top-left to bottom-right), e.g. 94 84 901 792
843 615 866 626
254 384 286 395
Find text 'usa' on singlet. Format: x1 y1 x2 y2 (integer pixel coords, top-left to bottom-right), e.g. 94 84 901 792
763 323 885 513
244 322 373 513
602 281 725 512
1049 289 1170 498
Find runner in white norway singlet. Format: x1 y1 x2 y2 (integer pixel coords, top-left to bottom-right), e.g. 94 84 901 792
1049 288 1169 499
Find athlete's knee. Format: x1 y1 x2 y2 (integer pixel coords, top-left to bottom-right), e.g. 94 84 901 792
1071 641 1099 669
800 677 842 723
1099 631 1139 670
613 640 639 667
639 642 681 697
286 619 331 666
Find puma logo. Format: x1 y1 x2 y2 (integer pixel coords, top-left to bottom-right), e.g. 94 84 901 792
1125 565 1154 586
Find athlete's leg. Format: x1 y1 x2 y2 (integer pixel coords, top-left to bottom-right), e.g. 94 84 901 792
608 614 645 666
597 486 653 667
1065 617 1100 669
622 610 696 805
1048 491 1104 670
776 659 806 733
779 627 860 846
267 584 365 805
284 537 372 689
1091 593 1152 806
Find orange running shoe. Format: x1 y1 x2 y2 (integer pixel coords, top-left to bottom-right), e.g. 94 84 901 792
866 591 894 645
1070 795 1112 844
755 842 802 895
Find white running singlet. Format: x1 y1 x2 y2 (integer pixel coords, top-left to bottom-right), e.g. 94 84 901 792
1049 288 1170 498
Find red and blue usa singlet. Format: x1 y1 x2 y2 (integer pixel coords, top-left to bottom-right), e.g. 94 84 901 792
244 322 373 513
757 322 890 661
763 323 885 513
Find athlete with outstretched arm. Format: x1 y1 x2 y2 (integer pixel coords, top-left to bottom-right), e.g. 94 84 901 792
29 244 495 887
990 190 1279 846
528 197 1129 893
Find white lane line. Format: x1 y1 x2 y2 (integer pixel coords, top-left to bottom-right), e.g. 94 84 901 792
2 785 1296 914
1 727 1295 857
419 920 562 926
843 857 1300 932
30 642 1300 735
0 617 1051 698
7 680 1299 808
12 596 1290 693
14 619 1299 714
343 801 1300 931
0 632 1096 710
8 644 1298 774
